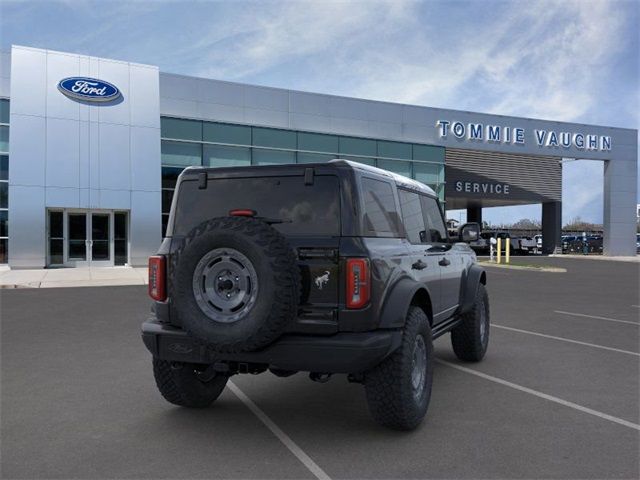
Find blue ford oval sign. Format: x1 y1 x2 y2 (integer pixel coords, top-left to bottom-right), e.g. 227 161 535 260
57 77 121 102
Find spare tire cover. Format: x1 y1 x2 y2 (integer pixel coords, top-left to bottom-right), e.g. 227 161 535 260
171 216 300 352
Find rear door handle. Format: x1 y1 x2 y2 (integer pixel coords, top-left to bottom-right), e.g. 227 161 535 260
438 257 450 267
412 260 427 270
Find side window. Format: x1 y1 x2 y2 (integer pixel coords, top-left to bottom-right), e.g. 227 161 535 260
420 196 448 243
361 177 401 235
398 189 426 244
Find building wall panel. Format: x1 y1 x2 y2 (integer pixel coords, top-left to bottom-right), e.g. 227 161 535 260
8 45 161 267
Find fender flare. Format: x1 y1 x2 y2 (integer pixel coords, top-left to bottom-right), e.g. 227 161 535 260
378 278 433 329
459 264 486 314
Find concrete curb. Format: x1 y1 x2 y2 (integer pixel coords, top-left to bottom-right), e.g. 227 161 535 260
479 262 567 273
549 254 640 263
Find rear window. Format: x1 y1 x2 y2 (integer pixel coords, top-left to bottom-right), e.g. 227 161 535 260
173 175 340 236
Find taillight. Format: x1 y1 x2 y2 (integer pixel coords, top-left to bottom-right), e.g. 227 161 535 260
148 255 166 301
346 258 370 309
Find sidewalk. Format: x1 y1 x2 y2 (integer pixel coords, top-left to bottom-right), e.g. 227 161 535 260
0 266 148 289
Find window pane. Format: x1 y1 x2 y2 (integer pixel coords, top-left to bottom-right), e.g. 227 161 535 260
0 210 7 237
0 99 9 124
413 144 445 163
203 122 251 145
68 214 86 260
426 184 446 203
174 176 341 236
398 190 426 244
49 211 63 238
413 162 443 184
0 126 8 153
161 140 201 166
204 144 251 168
252 127 296 149
421 195 447 243
361 177 401 235
161 117 201 141
252 148 295 165
297 152 334 164
114 213 127 239
0 238 6 263
339 137 376 157
378 141 411 160
162 189 174 214
0 182 6 208
49 239 62 265
341 155 375 166
298 132 339 153
114 212 128 265
377 159 411 178
162 214 169 237
0 155 7 180
162 166 184 188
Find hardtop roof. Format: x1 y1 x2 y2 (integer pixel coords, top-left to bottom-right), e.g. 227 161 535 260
180 158 437 198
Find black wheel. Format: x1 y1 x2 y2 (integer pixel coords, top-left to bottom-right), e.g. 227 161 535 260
152 359 228 408
364 307 433 430
451 283 490 362
171 216 300 352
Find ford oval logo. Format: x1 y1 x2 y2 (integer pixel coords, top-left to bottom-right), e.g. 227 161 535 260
57 77 121 102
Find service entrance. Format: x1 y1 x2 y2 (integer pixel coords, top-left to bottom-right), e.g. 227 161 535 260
47 210 129 267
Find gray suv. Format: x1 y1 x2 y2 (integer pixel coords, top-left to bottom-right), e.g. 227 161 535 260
142 159 490 430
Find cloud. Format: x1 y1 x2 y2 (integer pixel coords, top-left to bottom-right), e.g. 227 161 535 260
1 0 636 224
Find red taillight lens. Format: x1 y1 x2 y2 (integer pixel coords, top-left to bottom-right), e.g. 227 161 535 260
346 258 370 309
148 255 166 301
229 209 256 217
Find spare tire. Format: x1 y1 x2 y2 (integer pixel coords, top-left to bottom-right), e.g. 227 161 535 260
171 216 300 353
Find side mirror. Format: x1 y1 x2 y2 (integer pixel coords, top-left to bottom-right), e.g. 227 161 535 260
459 223 480 242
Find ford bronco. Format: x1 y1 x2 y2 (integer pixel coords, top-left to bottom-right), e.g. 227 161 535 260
142 159 490 430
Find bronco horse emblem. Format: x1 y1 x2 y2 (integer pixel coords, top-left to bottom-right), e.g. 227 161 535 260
314 271 330 290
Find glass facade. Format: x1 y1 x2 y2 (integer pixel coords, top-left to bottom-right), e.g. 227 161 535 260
160 116 446 235
0 99 8 263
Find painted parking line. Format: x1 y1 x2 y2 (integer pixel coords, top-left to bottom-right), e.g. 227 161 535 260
554 310 639 326
493 324 640 357
227 381 331 480
436 359 640 432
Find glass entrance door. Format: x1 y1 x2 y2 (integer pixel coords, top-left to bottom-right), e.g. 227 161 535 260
47 210 129 267
90 213 111 266
67 213 88 265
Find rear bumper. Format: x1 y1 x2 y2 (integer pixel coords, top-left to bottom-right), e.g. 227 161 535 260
141 319 402 374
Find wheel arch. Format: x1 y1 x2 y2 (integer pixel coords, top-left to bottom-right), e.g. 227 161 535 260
459 264 486 315
410 288 433 326
378 279 434 328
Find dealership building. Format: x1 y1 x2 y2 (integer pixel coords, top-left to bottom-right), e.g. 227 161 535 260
1 45 637 268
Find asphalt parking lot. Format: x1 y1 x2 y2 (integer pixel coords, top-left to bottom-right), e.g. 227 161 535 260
1 257 639 479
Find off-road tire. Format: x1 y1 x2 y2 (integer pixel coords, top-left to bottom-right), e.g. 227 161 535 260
171 216 300 353
153 359 228 408
451 283 490 362
364 307 433 430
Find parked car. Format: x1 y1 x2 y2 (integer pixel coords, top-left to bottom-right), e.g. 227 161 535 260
141 160 490 430
517 236 537 254
562 235 579 253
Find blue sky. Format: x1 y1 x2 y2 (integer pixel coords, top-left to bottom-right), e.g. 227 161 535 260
1 0 638 225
